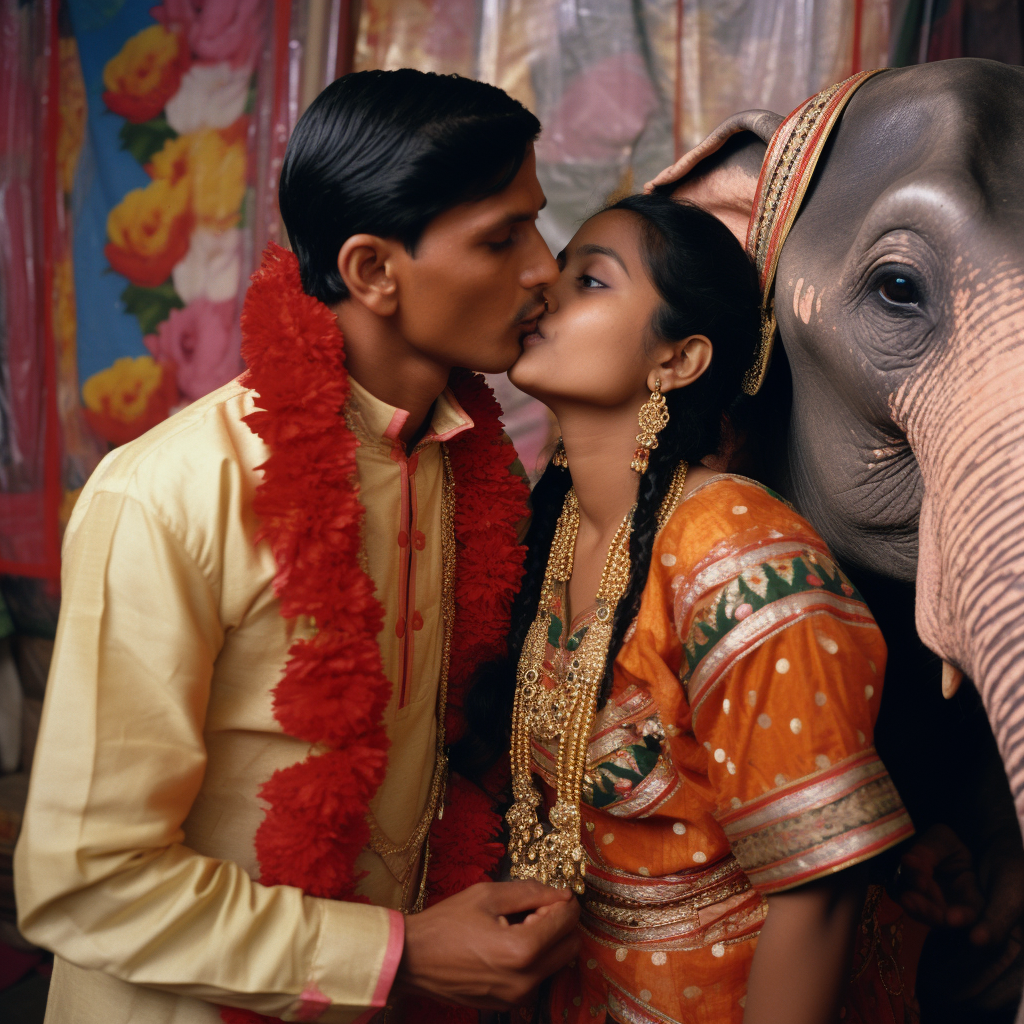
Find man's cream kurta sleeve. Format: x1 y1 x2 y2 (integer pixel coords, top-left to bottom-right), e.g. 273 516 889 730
14 383 406 1024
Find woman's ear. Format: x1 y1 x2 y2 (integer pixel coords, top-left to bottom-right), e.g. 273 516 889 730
650 334 712 393
336 234 400 315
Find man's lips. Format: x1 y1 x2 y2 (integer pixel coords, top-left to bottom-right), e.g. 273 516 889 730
517 304 546 336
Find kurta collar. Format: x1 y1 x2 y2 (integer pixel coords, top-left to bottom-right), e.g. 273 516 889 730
347 376 475 451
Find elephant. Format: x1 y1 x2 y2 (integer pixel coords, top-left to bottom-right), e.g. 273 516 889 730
651 57 1024 1019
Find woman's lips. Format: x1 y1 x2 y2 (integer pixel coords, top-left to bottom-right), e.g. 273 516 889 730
521 327 545 347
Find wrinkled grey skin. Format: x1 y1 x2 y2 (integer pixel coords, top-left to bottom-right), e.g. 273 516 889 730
774 60 1024 812
667 57 1024 1018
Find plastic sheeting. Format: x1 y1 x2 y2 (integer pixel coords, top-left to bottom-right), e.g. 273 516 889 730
0 0 61 577
352 0 888 474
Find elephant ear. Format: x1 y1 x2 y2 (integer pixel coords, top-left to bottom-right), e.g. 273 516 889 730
644 110 783 246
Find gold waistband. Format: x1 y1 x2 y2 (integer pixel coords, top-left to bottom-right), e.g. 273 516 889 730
580 856 766 952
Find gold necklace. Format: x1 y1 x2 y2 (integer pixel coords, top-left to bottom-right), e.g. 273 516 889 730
507 462 688 893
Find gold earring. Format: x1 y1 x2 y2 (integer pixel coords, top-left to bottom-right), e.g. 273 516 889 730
631 379 670 474
552 437 569 469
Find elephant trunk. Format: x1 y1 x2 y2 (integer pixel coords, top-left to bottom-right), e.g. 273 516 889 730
895 262 1024 820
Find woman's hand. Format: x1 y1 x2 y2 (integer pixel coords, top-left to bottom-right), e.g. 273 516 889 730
742 869 865 1024
395 881 581 1010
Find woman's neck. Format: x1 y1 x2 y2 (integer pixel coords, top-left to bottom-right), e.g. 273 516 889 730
558 402 642 535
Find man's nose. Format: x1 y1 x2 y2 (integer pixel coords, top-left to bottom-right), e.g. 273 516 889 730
520 225 559 291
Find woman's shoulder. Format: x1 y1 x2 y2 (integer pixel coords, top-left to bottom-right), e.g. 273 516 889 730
666 472 817 543
652 471 867 635
653 471 839 583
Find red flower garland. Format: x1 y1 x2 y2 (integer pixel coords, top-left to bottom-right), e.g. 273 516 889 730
221 244 527 1024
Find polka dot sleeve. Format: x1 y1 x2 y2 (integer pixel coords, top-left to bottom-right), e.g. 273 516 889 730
664 477 915 894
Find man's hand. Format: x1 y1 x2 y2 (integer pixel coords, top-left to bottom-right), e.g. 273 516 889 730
396 881 581 1010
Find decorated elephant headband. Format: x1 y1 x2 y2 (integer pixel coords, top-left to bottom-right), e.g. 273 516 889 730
646 68 886 395
743 68 886 393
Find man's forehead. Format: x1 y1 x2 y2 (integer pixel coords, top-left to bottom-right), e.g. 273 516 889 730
468 177 547 228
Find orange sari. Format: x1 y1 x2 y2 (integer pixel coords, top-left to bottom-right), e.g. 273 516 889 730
530 474 919 1024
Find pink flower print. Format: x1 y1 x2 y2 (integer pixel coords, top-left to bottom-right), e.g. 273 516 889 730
806 574 824 587
841 583 855 597
151 0 264 69
144 297 241 402
735 603 753 620
613 777 633 795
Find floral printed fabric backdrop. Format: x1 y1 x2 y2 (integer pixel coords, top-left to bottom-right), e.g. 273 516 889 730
68 0 271 450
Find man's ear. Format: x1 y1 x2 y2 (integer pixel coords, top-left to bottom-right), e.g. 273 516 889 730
645 110 783 245
336 234 401 315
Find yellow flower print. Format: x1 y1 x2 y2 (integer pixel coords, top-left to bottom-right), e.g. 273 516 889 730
148 129 246 231
82 356 177 446
102 24 190 125
105 177 192 288
58 38 86 195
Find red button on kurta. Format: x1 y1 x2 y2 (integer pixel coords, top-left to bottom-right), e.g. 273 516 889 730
411 611 424 631
413 530 426 551
395 617 406 638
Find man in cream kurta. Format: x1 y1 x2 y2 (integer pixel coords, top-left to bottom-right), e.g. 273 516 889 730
17 380 466 1021
14 70 580 1023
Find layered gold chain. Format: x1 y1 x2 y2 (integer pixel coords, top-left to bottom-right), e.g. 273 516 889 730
507 462 688 893
368 447 456 913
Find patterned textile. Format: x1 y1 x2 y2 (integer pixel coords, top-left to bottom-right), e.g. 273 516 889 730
535 474 915 1024
743 68 885 392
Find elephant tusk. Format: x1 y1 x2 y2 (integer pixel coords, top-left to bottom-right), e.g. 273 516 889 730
941 661 963 699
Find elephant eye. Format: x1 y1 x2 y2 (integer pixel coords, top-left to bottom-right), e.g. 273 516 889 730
878 273 920 306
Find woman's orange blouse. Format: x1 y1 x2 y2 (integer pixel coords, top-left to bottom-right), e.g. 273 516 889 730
534 474 915 1024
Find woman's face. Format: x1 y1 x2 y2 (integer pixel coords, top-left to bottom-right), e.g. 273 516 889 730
509 209 665 409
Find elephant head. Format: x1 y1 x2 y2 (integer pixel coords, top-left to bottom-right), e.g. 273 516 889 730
653 59 1024 824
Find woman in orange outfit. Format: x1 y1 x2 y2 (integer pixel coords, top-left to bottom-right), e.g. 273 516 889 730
462 192 920 1023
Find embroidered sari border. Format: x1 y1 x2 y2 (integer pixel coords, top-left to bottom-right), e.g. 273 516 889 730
687 591 876 720
742 810 914 893
674 538 832 614
720 752 913 893
583 856 746 904
717 749 889 835
605 978 685 1024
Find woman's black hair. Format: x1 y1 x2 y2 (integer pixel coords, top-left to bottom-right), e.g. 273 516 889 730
279 69 541 304
452 192 761 783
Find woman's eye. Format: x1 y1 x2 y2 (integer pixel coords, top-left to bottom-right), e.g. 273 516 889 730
578 274 606 289
878 273 920 306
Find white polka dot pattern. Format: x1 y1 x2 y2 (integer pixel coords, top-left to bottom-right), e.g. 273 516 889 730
790 717 802 734
817 635 839 655
660 552 677 566
775 658 790 674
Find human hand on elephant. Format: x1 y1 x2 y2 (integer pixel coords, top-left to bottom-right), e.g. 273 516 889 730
898 823 1024 947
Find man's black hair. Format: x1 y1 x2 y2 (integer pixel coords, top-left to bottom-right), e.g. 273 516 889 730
279 69 542 305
